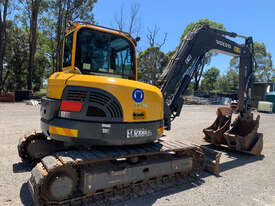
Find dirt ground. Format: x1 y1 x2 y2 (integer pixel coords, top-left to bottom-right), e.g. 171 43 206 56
0 103 274 206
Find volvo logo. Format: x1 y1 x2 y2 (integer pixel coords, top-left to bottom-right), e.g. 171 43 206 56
132 89 144 103
216 40 231 49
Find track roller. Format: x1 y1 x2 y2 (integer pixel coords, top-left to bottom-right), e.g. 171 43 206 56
41 166 78 201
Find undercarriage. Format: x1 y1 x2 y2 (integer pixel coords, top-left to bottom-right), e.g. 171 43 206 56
18 131 221 206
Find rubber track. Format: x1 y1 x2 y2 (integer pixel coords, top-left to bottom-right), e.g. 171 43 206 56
18 132 47 163
29 140 205 206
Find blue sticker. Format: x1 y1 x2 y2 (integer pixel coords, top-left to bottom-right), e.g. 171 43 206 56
132 89 144 103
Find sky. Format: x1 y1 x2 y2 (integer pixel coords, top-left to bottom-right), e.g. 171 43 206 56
93 0 275 75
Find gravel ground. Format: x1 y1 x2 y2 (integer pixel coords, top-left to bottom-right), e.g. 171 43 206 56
0 103 274 206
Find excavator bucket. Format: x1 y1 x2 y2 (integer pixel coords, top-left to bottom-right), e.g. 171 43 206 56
203 107 232 145
203 107 263 155
224 114 263 155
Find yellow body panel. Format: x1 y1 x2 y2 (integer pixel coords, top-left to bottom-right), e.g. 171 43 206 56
47 72 75 99
47 72 163 122
47 24 162 123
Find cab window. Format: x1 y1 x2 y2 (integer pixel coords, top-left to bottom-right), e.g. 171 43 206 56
75 28 135 80
63 32 74 67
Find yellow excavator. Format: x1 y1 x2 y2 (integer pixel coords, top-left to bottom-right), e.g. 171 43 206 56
17 22 262 206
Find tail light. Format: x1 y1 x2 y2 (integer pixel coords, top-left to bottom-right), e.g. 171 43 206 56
60 100 83 112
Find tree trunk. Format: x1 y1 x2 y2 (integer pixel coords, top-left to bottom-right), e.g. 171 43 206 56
27 0 40 91
55 0 64 72
0 0 8 93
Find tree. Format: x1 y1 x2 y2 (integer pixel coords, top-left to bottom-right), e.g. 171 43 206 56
4 22 29 91
166 50 176 61
32 31 51 91
138 47 168 85
180 19 225 41
255 47 274 82
200 67 220 91
230 42 275 83
4 21 50 92
216 69 239 93
17 0 50 91
138 25 168 85
146 25 167 48
180 19 225 91
39 16 57 74
28 0 41 91
0 0 9 93
47 0 97 72
113 2 141 37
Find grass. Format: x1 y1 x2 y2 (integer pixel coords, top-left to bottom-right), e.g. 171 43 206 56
33 88 47 97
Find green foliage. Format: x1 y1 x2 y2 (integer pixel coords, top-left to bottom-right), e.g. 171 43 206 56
251 42 273 82
216 69 239 93
180 19 225 65
200 67 220 91
230 41 275 82
180 19 225 91
180 18 225 42
4 22 29 91
185 81 195 95
138 46 168 85
33 33 51 91
1 0 98 93
166 50 176 61
4 20 51 92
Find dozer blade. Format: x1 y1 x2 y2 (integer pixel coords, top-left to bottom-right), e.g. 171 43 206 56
224 114 263 155
199 145 221 175
203 107 232 145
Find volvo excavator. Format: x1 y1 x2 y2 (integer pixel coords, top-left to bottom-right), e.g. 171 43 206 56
17 22 262 206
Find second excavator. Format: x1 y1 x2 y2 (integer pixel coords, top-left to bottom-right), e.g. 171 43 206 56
17 23 262 206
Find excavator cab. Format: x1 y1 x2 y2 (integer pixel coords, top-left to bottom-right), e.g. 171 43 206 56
63 23 137 80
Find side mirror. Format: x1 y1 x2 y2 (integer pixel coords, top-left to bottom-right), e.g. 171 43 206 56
135 37 141 44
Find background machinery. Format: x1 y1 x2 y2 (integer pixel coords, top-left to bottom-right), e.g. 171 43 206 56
18 23 262 205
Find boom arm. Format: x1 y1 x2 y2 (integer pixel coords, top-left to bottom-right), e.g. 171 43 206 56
158 25 255 130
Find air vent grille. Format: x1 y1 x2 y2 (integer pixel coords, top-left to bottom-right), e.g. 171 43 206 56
63 87 123 120
66 90 87 101
88 91 122 118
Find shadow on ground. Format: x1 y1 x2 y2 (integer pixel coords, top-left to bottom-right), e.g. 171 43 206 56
112 177 206 206
113 146 265 206
13 162 34 173
19 174 206 206
201 144 265 173
20 182 34 206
